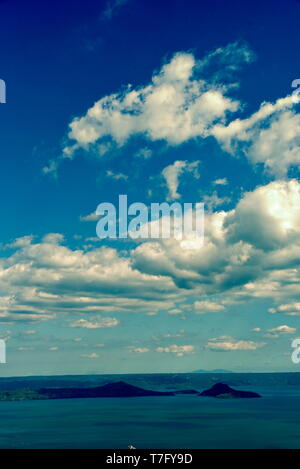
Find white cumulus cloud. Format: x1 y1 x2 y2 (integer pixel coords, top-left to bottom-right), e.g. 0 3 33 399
155 344 194 357
206 336 265 351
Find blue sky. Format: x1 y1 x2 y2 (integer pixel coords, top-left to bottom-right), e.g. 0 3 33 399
0 0 300 376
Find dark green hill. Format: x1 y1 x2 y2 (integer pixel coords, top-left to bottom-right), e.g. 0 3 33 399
0 381 176 401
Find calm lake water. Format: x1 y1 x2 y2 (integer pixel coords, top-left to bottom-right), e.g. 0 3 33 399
0 373 299 448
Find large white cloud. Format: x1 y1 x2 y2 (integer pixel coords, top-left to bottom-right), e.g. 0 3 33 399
42 42 255 175
0 236 178 323
212 96 299 177
63 51 239 153
43 41 300 179
225 179 300 250
132 179 300 300
1 179 300 322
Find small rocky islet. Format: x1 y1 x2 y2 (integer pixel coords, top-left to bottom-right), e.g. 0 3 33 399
199 382 261 399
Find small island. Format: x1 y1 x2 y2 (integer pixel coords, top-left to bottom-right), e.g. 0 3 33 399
199 382 261 399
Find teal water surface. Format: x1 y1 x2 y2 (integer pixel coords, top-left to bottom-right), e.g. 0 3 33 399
0 374 299 448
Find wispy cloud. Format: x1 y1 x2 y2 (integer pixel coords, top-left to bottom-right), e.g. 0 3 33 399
203 191 230 211
130 347 150 353
162 160 200 200
106 169 128 180
69 317 119 329
213 178 228 186
79 211 99 222
101 0 131 21
81 352 99 359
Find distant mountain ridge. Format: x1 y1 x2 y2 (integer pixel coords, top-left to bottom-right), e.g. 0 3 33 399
192 369 234 373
